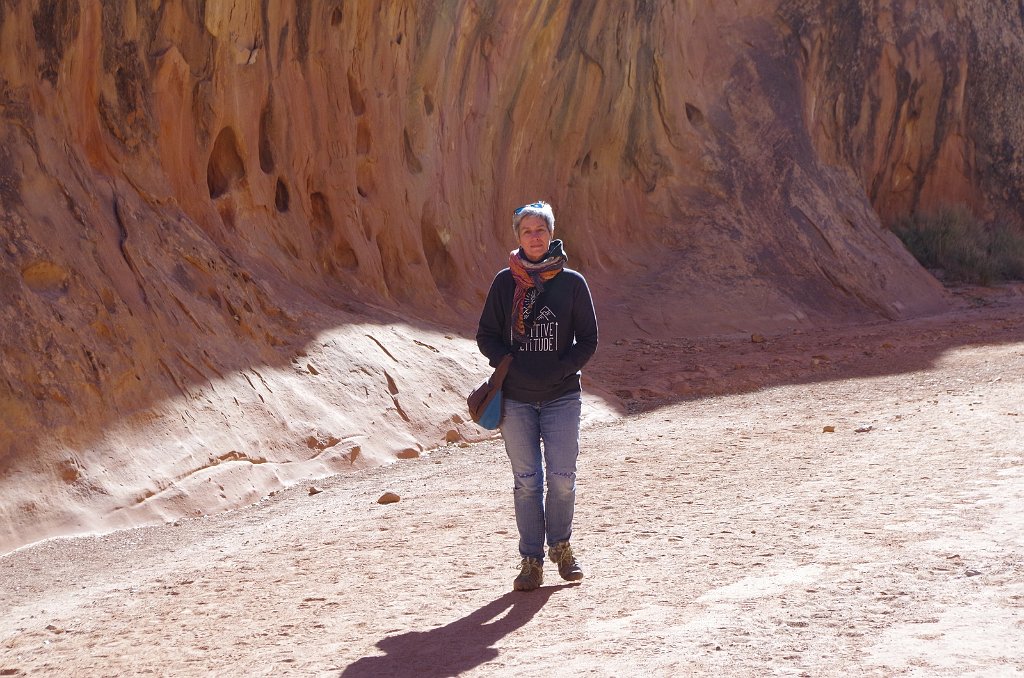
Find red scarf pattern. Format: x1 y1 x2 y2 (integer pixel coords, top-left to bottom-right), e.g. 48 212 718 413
508 241 566 345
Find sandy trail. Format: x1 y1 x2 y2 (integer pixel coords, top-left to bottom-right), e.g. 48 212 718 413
2 292 1023 677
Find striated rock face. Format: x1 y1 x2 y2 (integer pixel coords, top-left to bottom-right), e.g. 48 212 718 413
783 1 1024 228
1 1 1021 552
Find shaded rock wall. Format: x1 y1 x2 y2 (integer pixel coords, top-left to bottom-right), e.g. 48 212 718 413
1 0 1021 552
783 0 1024 227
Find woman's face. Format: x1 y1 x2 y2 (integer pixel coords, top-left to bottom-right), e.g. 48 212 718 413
517 215 552 262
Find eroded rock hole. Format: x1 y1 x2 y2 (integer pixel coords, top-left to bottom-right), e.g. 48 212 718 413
207 127 245 199
685 102 705 125
421 218 456 288
259 100 275 173
275 178 290 212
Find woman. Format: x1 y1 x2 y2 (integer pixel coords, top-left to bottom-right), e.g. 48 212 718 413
476 200 599 591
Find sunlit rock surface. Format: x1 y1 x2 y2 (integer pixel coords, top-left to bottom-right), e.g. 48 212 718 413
1 1 1021 552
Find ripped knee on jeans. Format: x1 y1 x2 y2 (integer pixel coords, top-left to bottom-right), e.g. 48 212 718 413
513 471 542 493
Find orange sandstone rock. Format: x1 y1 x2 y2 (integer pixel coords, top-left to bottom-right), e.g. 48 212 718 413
0 1 1021 553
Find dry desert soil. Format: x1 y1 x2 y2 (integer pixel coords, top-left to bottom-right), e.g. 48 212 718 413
2 287 1023 677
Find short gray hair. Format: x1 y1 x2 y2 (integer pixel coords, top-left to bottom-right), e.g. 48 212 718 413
512 201 555 235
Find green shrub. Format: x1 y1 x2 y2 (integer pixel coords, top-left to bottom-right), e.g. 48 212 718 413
892 206 1024 285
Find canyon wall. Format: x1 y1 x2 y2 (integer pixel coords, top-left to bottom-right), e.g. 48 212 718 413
1 0 1022 553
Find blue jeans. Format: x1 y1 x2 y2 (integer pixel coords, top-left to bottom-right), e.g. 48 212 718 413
500 390 582 560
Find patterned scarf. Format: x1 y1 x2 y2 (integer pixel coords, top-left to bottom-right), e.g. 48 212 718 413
509 239 567 345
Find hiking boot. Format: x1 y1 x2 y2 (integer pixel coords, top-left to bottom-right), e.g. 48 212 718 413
548 541 584 582
513 557 543 591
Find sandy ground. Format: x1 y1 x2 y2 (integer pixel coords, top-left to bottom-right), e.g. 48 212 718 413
2 288 1023 677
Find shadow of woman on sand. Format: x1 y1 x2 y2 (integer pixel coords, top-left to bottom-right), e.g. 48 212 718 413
340 584 578 677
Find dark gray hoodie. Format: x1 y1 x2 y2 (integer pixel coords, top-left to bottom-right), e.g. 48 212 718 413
476 245 598 402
